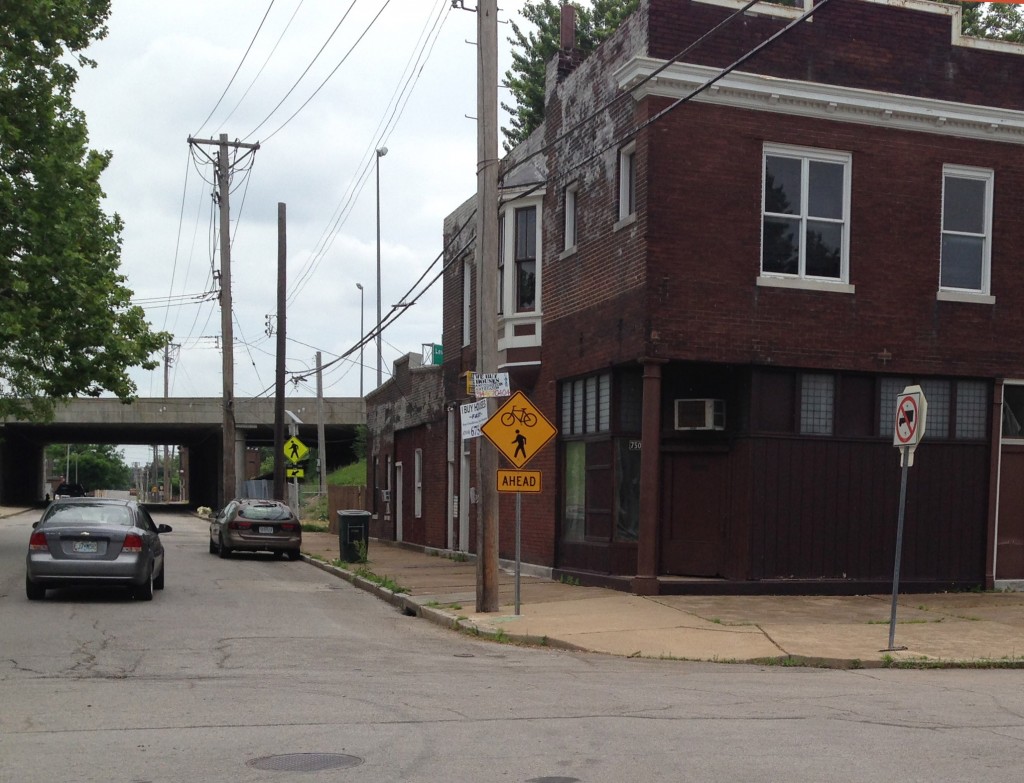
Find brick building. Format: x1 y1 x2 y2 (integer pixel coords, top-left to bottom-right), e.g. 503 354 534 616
372 0 1024 594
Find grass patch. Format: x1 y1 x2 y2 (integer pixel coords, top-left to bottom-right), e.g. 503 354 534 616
301 522 328 533
353 566 407 594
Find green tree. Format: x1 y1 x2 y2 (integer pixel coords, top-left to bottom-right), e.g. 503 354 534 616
0 1 168 422
47 443 132 491
958 2 1024 42
503 0 639 151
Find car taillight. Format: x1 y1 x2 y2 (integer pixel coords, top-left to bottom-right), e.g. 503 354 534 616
29 532 48 551
228 520 251 530
123 533 143 553
280 522 298 532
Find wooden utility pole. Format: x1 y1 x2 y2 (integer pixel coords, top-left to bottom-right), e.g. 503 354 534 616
273 202 287 501
187 133 260 506
476 0 500 612
316 351 328 497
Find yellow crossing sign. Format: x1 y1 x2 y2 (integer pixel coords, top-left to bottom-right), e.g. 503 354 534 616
284 436 308 463
480 391 557 469
496 469 542 493
286 467 305 479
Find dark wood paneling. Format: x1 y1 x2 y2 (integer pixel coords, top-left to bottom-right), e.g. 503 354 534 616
997 446 1024 579
745 437 987 582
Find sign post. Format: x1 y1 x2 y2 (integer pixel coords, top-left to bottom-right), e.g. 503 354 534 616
885 385 928 652
480 391 558 614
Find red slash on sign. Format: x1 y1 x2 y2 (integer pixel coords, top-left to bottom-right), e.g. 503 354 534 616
895 395 918 445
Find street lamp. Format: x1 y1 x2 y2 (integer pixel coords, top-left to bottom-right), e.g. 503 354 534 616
375 146 388 387
356 282 364 397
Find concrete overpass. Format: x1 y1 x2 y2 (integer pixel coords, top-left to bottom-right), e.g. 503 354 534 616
0 397 365 508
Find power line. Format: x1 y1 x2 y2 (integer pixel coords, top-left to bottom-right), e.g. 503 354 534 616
193 0 278 136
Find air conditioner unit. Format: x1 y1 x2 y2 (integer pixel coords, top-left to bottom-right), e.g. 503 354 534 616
674 399 726 431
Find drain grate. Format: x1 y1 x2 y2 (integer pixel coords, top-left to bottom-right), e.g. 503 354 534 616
247 753 363 772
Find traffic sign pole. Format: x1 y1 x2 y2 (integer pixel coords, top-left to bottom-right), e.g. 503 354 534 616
885 460 910 652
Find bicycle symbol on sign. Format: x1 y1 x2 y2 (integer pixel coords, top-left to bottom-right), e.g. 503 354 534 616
500 406 537 427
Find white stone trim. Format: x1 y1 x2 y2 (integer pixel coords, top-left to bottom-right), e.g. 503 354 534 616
616 58 1024 144
757 275 855 294
936 290 995 305
693 0 1024 54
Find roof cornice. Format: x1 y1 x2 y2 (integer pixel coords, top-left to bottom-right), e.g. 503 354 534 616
616 57 1024 145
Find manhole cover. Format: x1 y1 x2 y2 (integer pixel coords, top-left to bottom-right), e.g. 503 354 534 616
247 753 363 772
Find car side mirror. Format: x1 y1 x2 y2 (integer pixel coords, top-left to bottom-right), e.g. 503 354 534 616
32 520 40 529
158 524 173 534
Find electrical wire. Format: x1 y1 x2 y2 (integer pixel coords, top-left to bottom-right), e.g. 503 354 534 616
193 0 278 137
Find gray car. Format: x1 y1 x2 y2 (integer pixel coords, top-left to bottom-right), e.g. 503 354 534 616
209 498 302 560
26 497 172 601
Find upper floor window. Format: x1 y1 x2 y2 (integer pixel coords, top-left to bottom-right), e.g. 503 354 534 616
618 143 636 221
762 144 851 283
940 165 993 295
564 182 578 253
514 205 536 312
562 373 611 435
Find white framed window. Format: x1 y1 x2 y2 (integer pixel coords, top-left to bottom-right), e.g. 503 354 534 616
414 449 423 518
618 142 636 221
497 196 543 321
514 205 537 312
564 182 578 253
761 144 851 283
940 165 993 296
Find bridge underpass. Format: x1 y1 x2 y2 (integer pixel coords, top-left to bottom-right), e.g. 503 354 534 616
0 397 364 509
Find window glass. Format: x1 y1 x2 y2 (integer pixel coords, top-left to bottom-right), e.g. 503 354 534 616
614 439 640 542
1004 385 1024 439
808 160 844 219
920 380 950 439
561 383 572 433
943 177 986 233
955 381 988 439
563 441 586 541
585 376 597 433
940 236 983 289
805 221 842 278
573 380 584 433
765 155 801 214
800 374 834 435
599 374 611 431
879 377 911 435
564 184 577 250
618 372 643 432
514 206 536 311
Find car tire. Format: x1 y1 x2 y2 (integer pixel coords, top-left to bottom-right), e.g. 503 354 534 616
287 550 301 561
135 569 154 601
26 576 46 601
209 538 218 554
154 563 165 590
218 535 232 559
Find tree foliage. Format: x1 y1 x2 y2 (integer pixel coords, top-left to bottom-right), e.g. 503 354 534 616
958 2 1024 42
0 1 168 421
502 0 639 151
46 443 132 491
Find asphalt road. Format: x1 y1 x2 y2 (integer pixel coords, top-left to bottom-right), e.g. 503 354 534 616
3 509 1024 782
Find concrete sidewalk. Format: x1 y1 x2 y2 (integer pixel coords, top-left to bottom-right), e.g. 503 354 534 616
302 532 1024 668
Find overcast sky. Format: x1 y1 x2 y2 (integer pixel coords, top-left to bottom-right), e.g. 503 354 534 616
71 0 521 464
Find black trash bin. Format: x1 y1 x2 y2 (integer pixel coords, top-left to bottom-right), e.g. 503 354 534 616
338 509 371 563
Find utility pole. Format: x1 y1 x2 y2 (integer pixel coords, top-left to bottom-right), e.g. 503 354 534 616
316 351 327 497
475 0 500 612
187 133 260 505
163 342 178 502
273 202 287 501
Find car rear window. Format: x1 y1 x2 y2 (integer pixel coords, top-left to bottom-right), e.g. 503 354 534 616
43 504 132 527
238 504 293 521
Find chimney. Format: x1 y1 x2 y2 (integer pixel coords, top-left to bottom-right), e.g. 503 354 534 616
557 3 583 82
560 3 576 52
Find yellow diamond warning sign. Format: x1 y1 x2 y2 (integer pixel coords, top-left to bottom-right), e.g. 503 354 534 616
480 391 557 469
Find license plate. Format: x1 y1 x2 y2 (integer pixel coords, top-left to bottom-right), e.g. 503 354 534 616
258 526 275 535
73 540 98 553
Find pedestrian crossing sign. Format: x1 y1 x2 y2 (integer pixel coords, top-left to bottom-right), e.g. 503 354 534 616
480 391 557 469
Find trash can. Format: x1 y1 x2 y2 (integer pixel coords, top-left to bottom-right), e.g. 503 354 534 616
338 509 371 563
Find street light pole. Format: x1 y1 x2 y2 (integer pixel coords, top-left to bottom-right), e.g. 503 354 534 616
375 146 388 387
356 282 364 397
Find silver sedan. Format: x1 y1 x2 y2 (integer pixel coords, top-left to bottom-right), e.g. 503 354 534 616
25 497 172 601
